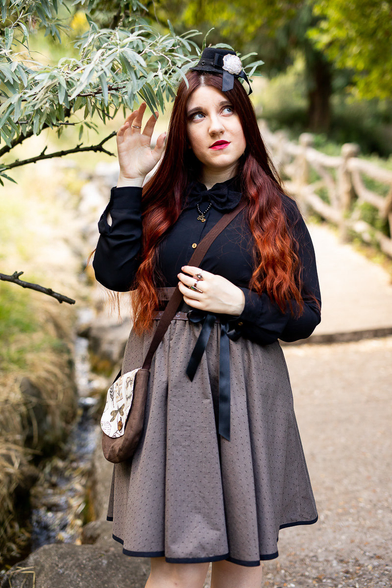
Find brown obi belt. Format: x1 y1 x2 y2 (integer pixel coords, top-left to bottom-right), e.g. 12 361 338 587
154 287 240 442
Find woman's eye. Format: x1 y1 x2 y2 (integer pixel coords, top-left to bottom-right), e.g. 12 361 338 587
222 106 233 114
190 112 204 121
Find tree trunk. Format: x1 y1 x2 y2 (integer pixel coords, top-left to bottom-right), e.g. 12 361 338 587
306 51 333 132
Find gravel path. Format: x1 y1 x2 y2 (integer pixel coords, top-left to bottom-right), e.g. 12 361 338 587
259 337 392 588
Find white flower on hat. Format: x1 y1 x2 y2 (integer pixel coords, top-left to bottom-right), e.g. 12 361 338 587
222 54 242 76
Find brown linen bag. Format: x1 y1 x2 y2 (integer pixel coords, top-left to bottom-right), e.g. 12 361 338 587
101 201 246 464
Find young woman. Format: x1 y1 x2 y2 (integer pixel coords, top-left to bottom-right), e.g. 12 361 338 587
93 47 321 588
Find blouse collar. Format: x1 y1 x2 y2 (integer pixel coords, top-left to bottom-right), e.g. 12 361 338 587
185 175 242 213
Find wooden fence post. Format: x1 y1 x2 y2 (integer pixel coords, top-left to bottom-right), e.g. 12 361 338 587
338 143 360 242
296 133 314 214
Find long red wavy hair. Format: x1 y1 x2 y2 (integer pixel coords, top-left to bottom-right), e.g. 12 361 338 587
132 71 303 334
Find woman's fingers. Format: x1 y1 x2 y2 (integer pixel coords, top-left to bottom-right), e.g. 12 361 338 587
181 266 210 279
143 111 159 138
116 103 166 180
178 269 206 291
178 282 203 305
117 105 146 141
178 266 210 294
178 267 245 315
130 102 147 130
152 131 167 160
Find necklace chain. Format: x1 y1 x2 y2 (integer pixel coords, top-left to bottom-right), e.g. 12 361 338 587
196 202 212 223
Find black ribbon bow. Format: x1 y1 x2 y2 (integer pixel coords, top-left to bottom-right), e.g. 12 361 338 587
185 310 241 441
187 179 243 213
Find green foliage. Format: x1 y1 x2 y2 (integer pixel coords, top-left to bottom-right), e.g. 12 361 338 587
355 201 390 237
258 59 392 156
310 0 392 101
0 0 201 182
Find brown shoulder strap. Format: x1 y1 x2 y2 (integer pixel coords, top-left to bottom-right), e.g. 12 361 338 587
142 200 247 370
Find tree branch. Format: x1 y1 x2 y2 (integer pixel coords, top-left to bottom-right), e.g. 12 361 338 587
0 107 72 159
0 131 116 172
0 128 35 159
0 271 75 305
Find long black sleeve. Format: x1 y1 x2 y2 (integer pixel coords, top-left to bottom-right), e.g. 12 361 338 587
93 187 143 292
236 210 321 344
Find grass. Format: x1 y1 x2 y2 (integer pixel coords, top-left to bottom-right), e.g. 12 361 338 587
0 156 81 564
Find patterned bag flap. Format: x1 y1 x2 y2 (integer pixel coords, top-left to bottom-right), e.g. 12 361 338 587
100 368 141 438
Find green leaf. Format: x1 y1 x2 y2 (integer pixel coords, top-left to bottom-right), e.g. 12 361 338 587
99 74 109 106
41 0 53 20
12 97 22 123
35 5 48 25
79 124 84 140
58 82 66 104
0 127 12 147
0 64 15 84
167 21 176 37
5 28 14 51
139 83 157 113
0 171 17 184
33 113 41 135
17 65 28 87
52 26 62 44
0 104 14 130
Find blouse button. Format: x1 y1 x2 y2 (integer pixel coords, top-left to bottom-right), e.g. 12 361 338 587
191 243 198 249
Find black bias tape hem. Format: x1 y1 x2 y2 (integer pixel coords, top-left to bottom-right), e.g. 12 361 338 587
109 516 318 567
279 515 318 530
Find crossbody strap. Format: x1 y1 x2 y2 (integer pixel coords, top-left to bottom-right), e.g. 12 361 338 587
142 200 247 370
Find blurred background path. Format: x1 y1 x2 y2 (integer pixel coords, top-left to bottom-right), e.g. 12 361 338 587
309 224 392 341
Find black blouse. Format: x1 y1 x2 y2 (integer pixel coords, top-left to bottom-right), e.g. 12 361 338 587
93 178 321 345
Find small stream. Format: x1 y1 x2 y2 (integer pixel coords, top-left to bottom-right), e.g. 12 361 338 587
30 309 102 550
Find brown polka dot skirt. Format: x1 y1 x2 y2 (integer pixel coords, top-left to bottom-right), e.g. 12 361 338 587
107 318 318 567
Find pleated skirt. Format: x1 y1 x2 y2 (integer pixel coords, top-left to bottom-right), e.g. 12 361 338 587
107 317 318 566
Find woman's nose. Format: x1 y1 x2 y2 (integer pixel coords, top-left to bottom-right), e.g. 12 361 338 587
209 114 224 135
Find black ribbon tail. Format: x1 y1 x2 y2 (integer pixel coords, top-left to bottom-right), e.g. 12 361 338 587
218 323 231 441
186 313 232 442
186 313 216 381
222 70 235 92
239 71 253 95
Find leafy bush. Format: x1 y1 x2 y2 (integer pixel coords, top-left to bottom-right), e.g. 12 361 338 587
256 62 392 157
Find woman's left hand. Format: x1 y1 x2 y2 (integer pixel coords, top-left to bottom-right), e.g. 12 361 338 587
178 266 245 316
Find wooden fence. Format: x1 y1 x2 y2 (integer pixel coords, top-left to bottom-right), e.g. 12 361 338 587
259 120 392 258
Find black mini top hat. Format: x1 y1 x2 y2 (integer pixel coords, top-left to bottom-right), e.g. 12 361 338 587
190 47 252 95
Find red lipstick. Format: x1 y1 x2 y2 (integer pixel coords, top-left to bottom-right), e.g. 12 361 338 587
209 140 230 150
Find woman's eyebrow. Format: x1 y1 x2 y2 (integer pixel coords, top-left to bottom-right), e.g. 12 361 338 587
187 100 232 117
187 106 204 117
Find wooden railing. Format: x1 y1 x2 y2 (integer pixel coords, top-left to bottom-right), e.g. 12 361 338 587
259 120 392 257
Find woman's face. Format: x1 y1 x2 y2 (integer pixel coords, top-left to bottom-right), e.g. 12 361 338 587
186 84 246 181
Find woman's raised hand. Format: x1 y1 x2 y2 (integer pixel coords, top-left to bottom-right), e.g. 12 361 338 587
177 266 246 316
116 103 166 188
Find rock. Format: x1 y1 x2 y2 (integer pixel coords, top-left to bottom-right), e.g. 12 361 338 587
1 543 150 588
90 434 114 521
81 520 113 547
85 316 131 368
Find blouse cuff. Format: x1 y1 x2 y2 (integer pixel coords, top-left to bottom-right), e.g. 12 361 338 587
108 186 143 209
